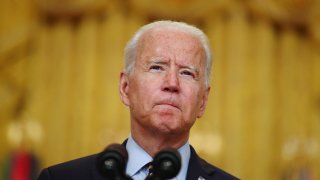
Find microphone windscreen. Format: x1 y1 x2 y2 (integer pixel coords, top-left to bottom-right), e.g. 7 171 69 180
97 143 128 178
152 148 181 179
105 144 129 162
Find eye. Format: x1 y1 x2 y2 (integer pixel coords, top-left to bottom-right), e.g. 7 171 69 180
149 65 164 71
180 70 195 78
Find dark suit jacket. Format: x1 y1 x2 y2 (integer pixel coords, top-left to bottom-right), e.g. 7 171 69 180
38 145 238 180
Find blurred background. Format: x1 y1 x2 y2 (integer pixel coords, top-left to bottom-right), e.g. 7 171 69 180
1 0 320 179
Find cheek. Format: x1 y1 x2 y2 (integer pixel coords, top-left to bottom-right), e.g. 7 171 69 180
182 88 200 110
129 77 158 106
183 85 206 116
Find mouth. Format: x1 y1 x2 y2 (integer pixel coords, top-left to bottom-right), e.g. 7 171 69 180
155 101 180 110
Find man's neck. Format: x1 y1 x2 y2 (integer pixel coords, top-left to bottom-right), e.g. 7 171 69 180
131 124 189 157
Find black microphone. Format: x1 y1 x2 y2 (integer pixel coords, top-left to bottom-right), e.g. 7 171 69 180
97 143 132 180
146 148 181 180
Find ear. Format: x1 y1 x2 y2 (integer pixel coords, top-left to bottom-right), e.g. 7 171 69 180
197 86 210 118
119 72 130 106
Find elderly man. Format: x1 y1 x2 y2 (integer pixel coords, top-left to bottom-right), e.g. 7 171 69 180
38 20 238 180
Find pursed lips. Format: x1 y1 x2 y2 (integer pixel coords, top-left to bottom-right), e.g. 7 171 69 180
154 101 180 110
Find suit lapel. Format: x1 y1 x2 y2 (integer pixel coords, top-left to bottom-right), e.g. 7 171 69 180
186 146 216 180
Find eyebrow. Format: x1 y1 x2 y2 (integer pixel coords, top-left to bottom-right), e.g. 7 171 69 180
148 58 200 74
148 58 168 65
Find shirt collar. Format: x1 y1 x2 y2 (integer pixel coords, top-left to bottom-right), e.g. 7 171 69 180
126 136 153 176
125 135 191 180
176 141 191 180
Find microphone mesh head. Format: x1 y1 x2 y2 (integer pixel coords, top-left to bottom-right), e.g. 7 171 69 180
153 148 181 179
97 143 128 178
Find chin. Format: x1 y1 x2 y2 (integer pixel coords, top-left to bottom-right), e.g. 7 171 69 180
155 126 181 135
151 115 183 134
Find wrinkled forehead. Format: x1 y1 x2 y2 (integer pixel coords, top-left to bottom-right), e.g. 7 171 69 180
139 27 201 46
136 28 205 61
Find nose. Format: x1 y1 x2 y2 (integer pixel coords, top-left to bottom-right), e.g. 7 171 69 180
162 70 180 93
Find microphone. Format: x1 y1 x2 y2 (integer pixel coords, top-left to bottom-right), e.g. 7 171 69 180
97 143 132 180
146 148 181 180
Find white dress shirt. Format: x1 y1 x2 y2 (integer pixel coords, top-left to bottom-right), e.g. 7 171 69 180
125 135 191 180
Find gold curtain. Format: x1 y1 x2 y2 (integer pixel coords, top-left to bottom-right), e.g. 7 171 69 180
1 0 320 179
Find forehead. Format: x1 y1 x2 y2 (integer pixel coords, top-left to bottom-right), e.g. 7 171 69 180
136 28 205 65
140 28 201 50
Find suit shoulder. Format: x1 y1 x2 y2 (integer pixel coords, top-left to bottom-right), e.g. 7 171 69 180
43 154 98 179
49 154 97 171
198 157 239 180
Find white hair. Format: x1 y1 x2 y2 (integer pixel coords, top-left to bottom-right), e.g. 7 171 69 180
124 20 212 87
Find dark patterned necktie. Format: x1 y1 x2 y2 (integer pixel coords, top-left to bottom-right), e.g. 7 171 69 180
145 162 154 179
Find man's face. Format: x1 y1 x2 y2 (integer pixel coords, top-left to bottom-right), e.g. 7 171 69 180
120 28 210 136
